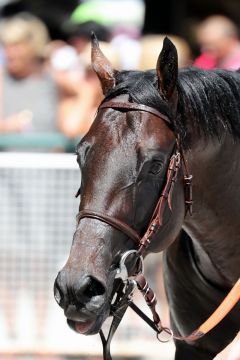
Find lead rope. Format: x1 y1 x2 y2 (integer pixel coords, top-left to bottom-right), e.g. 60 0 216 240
100 273 240 359
134 276 240 342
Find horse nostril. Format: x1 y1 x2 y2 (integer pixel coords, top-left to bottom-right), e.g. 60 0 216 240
54 272 106 310
54 275 65 308
77 276 106 300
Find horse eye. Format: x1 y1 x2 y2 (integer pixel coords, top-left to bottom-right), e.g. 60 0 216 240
149 160 163 175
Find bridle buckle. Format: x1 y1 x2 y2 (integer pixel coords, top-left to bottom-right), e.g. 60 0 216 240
157 327 174 343
115 250 144 281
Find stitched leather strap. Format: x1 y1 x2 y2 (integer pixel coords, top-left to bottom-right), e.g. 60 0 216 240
137 150 181 255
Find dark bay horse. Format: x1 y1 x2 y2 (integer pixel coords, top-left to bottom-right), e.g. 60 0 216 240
54 36 240 359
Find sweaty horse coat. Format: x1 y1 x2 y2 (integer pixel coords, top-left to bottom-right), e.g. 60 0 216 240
54 36 240 359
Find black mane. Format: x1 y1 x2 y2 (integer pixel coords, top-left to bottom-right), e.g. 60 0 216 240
104 68 240 147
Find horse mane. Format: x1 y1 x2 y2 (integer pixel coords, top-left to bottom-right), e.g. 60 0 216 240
104 68 240 148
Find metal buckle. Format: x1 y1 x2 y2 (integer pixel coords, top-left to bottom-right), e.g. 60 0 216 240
125 279 137 299
115 250 144 281
157 327 173 343
110 278 137 314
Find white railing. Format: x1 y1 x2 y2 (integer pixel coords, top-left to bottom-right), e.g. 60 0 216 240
0 152 175 359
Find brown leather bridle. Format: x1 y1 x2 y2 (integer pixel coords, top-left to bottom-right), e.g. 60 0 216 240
77 100 193 254
75 100 240 360
76 100 193 357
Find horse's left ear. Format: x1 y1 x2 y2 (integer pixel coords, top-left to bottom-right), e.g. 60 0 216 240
91 32 116 95
156 37 178 100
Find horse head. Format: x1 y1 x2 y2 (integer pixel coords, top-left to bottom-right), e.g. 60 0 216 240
54 35 186 336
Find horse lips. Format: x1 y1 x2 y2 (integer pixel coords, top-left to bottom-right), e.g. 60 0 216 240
75 319 95 334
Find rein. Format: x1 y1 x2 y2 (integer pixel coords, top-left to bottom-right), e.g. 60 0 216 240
76 101 239 359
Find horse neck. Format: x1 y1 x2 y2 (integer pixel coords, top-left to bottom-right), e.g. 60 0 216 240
183 134 240 287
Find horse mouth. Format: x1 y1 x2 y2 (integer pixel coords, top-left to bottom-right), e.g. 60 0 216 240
66 307 109 335
67 318 97 335
64 279 118 336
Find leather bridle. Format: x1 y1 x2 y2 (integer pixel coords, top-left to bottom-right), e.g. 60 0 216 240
77 100 193 255
75 100 240 360
76 100 193 358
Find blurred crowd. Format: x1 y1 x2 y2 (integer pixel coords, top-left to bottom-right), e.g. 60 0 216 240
0 7 239 151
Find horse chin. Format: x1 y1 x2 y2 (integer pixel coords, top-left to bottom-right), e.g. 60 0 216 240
67 319 97 335
67 312 108 335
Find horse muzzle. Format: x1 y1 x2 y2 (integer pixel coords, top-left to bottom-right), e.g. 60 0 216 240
54 271 110 335
66 306 108 335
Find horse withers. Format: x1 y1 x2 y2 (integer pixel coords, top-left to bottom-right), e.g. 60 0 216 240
54 35 240 359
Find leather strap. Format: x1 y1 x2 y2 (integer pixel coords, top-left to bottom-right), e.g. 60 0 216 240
137 150 181 255
99 101 172 125
77 147 181 253
177 139 193 216
77 210 141 245
128 275 240 343
100 279 136 360
76 96 240 356
134 274 161 326
180 278 240 341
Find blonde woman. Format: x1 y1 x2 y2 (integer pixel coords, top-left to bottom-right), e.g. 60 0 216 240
0 13 59 134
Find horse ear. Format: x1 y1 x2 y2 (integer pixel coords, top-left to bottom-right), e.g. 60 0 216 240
156 37 178 100
91 32 116 95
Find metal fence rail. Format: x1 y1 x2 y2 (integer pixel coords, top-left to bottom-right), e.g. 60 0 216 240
0 133 77 152
0 152 175 359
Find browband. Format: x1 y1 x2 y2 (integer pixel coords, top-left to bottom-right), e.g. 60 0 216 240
99 101 172 125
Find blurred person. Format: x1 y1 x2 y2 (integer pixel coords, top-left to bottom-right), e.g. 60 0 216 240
138 34 192 70
194 15 240 70
70 0 145 35
59 41 121 137
47 21 111 99
0 13 60 357
68 20 111 54
111 26 141 70
0 13 59 135
68 0 144 69
47 39 83 97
